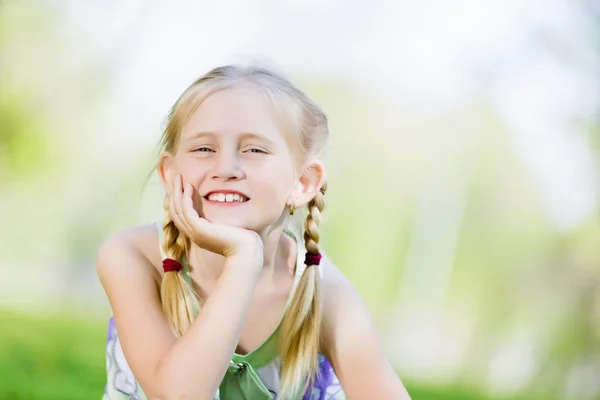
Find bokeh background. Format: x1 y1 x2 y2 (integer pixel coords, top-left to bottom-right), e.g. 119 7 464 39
1 0 599 399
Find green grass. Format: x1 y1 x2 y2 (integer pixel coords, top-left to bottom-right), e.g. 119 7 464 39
0 310 107 399
404 385 554 400
0 310 553 400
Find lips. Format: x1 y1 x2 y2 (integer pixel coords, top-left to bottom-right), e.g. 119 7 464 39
203 190 250 203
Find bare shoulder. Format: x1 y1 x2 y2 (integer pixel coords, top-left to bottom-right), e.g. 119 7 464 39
96 223 163 288
319 253 361 325
318 253 412 399
318 253 369 354
96 223 184 397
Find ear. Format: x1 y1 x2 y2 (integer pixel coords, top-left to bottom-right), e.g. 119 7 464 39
289 160 326 208
157 151 177 193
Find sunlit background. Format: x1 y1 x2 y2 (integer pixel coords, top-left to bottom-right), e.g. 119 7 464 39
1 0 599 399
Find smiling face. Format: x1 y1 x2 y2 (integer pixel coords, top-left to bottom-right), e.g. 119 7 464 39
163 85 299 232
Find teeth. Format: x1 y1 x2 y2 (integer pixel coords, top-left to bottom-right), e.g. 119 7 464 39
208 193 247 202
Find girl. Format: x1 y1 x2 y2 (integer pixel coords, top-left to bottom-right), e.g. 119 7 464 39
97 65 411 399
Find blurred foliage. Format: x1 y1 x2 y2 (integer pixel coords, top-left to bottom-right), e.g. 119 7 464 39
0 89 53 184
1 1 599 399
0 2 61 185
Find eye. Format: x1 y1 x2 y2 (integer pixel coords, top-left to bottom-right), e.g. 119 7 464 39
194 147 214 153
246 148 267 154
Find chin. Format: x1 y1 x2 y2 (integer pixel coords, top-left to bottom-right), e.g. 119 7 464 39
203 214 253 229
205 215 278 234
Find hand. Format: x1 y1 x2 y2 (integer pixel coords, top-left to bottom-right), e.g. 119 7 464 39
168 174 263 265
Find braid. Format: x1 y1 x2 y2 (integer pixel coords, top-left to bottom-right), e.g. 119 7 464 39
159 196 200 337
162 197 187 261
279 181 327 398
304 182 326 255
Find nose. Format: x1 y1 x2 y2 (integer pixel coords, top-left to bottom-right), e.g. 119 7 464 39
210 149 245 182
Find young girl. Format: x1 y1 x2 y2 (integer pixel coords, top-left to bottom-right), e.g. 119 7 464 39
97 65 411 399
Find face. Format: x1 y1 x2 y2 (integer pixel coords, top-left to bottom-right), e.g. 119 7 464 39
163 85 299 232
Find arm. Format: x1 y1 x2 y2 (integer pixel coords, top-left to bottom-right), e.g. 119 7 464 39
320 255 412 399
97 230 261 400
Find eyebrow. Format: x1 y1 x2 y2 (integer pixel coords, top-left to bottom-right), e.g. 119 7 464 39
185 131 277 146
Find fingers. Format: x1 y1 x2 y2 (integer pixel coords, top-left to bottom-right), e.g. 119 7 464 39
168 178 182 229
182 183 199 219
170 174 192 236
177 175 195 235
182 182 211 237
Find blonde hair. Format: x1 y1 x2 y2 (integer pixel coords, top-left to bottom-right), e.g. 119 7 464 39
156 65 329 398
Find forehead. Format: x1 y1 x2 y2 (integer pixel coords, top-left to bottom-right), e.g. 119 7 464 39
180 85 284 143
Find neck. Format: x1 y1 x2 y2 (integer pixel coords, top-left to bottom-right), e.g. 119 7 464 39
187 225 297 283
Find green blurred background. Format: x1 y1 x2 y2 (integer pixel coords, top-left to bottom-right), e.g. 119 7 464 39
1 1 599 399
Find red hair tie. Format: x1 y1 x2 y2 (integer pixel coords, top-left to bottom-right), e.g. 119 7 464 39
163 258 182 273
304 252 322 266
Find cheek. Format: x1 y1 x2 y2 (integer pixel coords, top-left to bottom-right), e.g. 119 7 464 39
252 167 294 201
178 158 209 180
